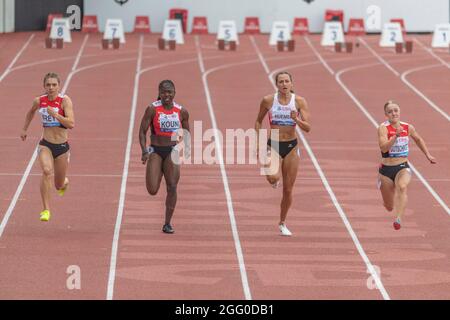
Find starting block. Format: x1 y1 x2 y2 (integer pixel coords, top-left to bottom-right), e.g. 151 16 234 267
334 42 353 53
158 38 176 50
102 38 120 50
218 40 236 51
395 41 413 53
277 40 295 52
45 38 63 49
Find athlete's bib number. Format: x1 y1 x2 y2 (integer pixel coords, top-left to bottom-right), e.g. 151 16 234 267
40 107 60 127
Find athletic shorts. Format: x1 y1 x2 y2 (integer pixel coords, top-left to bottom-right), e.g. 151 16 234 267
149 145 177 161
379 162 410 182
39 139 70 159
267 139 298 159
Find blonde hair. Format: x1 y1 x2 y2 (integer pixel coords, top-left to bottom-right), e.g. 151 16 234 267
384 100 399 112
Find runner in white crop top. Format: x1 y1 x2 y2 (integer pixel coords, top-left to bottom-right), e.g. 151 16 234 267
255 71 311 236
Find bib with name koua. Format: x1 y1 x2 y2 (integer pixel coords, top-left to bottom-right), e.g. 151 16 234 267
38 93 66 128
151 100 182 137
381 121 409 158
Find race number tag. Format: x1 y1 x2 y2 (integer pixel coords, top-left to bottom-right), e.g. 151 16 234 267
39 107 61 127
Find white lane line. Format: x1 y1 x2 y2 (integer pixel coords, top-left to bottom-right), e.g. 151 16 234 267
358 37 400 76
303 36 335 75
195 35 252 300
0 34 89 239
359 37 449 121
0 34 35 83
413 38 450 68
251 37 391 300
106 35 144 300
400 64 450 121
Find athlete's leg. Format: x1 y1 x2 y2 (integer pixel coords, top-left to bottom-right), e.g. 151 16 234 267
265 146 282 186
393 169 412 220
162 150 181 225
54 151 69 191
378 174 395 212
145 153 164 195
279 146 299 224
38 146 54 211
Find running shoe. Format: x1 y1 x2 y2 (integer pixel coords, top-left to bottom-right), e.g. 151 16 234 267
271 180 281 189
279 223 292 236
57 178 69 196
393 218 401 230
40 210 51 222
162 223 174 234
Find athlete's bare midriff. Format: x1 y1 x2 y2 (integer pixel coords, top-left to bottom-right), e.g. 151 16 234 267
42 126 67 144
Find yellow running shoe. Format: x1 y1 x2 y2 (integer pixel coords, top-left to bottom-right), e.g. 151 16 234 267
57 178 69 196
40 210 51 222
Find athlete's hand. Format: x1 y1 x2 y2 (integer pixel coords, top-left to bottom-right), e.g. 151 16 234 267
20 130 27 141
427 154 437 164
290 110 299 121
141 152 150 164
395 126 403 137
47 106 58 118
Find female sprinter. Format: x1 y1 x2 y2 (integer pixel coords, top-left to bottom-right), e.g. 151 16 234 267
21 72 74 222
139 80 190 234
255 71 311 236
378 100 436 230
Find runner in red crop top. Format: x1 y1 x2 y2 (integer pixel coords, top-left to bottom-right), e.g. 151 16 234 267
377 100 436 230
138 80 190 234
21 72 75 222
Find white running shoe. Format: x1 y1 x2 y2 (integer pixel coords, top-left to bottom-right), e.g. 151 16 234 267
279 223 292 236
271 180 281 189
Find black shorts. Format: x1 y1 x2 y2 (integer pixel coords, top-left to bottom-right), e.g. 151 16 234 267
379 162 410 182
267 139 298 159
149 145 176 161
39 139 70 159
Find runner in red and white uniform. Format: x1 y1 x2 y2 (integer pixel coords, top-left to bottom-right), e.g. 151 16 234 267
377 100 436 230
138 80 190 234
21 72 75 222
255 71 311 236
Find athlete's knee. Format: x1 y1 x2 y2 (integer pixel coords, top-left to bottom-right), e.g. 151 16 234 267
146 184 159 196
55 180 64 190
383 203 394 212
42 166 53 177
282 185 294 195
166 184 177 194
396 183 408 193
267 176 279 184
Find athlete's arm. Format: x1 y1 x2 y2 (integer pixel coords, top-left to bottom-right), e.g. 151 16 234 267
378 125 398 153
139 106 154 164
21 97 40 141
255 95 272 158
52 95 75 129
180 108 191 158
409 124 436 163
293 96 311 133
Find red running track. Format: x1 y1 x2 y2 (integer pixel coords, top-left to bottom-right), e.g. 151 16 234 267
0 32 448 299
